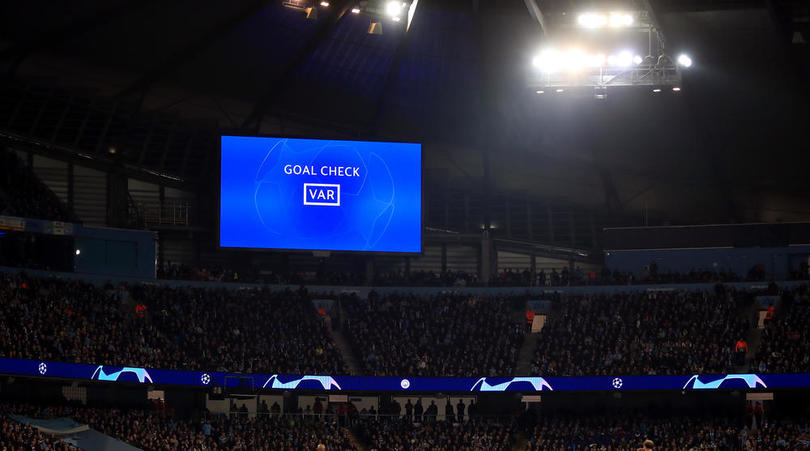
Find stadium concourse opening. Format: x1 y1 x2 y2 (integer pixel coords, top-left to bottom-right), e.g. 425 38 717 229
2 0 810 449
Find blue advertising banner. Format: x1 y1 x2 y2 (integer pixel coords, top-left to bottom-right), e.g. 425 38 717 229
219 136 422 253
5 358 809 392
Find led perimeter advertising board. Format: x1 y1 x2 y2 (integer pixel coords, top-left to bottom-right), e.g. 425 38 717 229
220 136 422 253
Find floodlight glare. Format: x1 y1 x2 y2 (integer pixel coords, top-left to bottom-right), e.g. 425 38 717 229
672 87 681 92
677 54 692 68
609 13 633 27
320 1 329 6
536 90 544 94
578 13 607 28
556 88 564 93
392 16 401 21
351 7 360 13
616 51 633 67
535 48 641 72
386 1 402 17
652 88 662 93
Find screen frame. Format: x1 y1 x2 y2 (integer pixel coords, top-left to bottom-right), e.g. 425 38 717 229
217 133 423 255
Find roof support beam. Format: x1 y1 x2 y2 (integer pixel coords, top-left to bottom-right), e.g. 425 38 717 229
522 0 547 37
241 0 354 131
371 3 422 136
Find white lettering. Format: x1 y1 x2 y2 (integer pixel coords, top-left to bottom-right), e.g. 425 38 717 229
289 165 361 177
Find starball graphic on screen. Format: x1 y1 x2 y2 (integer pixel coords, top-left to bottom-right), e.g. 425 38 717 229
220 136 421 252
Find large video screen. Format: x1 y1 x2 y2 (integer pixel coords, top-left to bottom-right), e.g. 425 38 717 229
220 136 421 253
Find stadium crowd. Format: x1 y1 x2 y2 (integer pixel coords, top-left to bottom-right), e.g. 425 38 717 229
0 273 344 375
0 403 357 450
753 285 810 373
532 288 750 376
361 417 516 450
0 413 77 450
130 284 346 375
523 413 810 450
343 292 525 377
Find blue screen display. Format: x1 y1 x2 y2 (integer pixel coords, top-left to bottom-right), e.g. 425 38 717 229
220 136 422 252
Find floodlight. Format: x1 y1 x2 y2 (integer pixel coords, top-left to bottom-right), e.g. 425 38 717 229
392 16 400 21
75 249 81 255
652 88 662 93
555 88 564 93
578 13 607 28
633 55 643 65
616 51 633 67
536 90 544 94
320 1 329 6
533 49 561 73
609 13 633 27
677 54 692 68
351 7 360 13
672 87 681 92
386 1 402 17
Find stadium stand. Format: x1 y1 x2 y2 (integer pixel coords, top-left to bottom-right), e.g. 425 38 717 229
532 288 751 376
360 417 516 450
343 292 525 377
0 273 345 375
0 403 357 450
753 285 810 373
130 284 347 375
523 413 810 450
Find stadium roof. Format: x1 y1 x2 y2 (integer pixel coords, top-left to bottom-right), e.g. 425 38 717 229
1 0 809 225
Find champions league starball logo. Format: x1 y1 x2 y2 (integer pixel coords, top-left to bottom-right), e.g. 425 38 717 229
253 139 396 250
38 362 47 375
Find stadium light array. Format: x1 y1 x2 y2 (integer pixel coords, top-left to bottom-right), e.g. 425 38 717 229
386 1 403 19
532 48 643 73
577 12 633 29
677 53 692 68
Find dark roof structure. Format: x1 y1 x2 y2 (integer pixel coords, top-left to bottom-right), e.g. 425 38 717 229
1 0 808 226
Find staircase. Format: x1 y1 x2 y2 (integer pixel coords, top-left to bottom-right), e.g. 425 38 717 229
516 332 541 375
515 306 546 375
329 305 361 375
735 294 766 372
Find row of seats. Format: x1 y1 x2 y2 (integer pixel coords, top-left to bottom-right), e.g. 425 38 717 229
0 272 806 377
